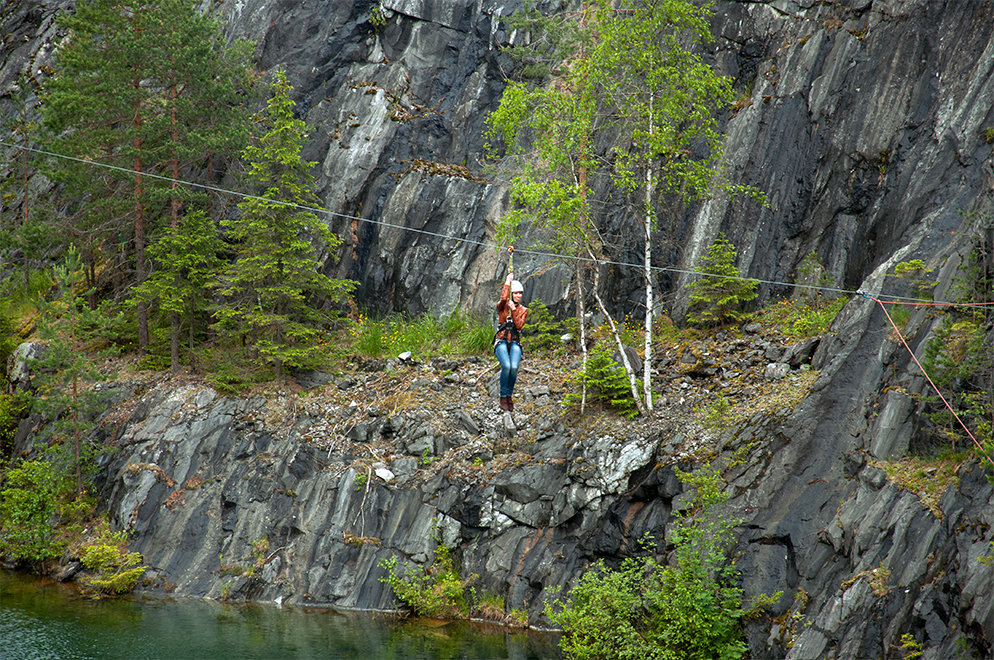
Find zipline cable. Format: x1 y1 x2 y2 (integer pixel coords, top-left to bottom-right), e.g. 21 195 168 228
6 139 994 466
3 138 984 308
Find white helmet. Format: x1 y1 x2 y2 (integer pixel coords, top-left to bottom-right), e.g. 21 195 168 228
510 280 524 293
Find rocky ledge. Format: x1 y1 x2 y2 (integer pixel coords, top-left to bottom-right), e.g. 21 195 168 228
10 314 993 658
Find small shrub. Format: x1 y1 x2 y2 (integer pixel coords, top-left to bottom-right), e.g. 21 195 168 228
199 346 271 394
889 259 935 299
471 591 528 627
899 633 923 659
703 394 732 430
752 296 846 339
369 4 386 27
524 299 578 353
564 348 640 418
78 523 146 597
379 543 476 619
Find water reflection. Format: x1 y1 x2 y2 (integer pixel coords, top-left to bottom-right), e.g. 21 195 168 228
1 572 560 659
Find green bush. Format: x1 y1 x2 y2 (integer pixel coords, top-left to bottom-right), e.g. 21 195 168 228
922 318 992 452
889 259 936 299
685 234 758 327
379 543 476 619
918 216 994 462
0 459 91 563
752 295 846 339
564 348 640 418
546 466 746 660
79 526 146 596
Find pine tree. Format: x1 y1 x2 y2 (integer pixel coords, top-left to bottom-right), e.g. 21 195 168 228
138 0 255 372
41 0 170 343
133 211 224 372
31 246 110 493
40 0 255 353
685 233 758 326
213 71 355 378
0 75 56 293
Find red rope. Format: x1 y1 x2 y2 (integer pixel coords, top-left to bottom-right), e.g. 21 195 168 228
880 299 994 308
866 294 994 469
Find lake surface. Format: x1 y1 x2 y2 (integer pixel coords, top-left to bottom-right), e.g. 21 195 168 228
0 572 561 659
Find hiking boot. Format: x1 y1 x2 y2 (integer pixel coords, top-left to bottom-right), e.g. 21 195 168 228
499 396 509 411
506 396 514 412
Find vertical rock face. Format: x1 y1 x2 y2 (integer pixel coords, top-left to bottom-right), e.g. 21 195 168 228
3 0 994 658
217 0 520 317
693 0 994 311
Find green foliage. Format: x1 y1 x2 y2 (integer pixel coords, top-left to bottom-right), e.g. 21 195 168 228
796 251 834 290
564 348 641 418
524 299 577 352
213 70 355 379
369 4 387 28
38 0 255 353
899 633 923 659
889 259 936 299
0 303 21 391
0 391 29 458
378 543 476 619
685 234 759 327
78 521 146 596
922 318 993 451
198 345 271 395
920 212 993 460
752 295 847 339
703 394 732 430
348 310 494 359
133 210 225 370
0 460 91 563
30 247 114 491
546 465 745 660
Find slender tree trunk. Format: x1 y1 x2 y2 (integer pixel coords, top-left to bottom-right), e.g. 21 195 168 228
169 83 182 373
587 247 645 415
642 100 655 412
171 310 181 372
188 297 197 373
133 91 149 352
20 133 30 292
576 265 589 414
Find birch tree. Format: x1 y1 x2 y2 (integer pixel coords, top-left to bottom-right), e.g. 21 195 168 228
490 0 759 414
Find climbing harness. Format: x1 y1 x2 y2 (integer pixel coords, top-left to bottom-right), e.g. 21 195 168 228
494 318 521 345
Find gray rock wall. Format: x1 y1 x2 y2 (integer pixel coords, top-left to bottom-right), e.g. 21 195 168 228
3 0 994 657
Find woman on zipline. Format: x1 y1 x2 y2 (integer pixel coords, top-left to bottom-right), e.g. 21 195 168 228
494 247 528 412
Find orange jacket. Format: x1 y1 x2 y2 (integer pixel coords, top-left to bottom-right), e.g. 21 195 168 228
495 283 528 342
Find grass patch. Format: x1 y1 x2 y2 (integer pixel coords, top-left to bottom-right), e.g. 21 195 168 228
348 309 493 360
869 456 963 518
752 295 847 339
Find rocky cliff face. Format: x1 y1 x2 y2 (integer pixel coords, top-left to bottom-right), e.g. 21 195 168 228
4 0 994 658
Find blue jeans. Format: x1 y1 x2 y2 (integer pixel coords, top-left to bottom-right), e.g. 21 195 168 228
494 341 522 397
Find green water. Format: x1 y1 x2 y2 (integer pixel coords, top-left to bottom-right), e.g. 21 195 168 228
0 572 561 659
